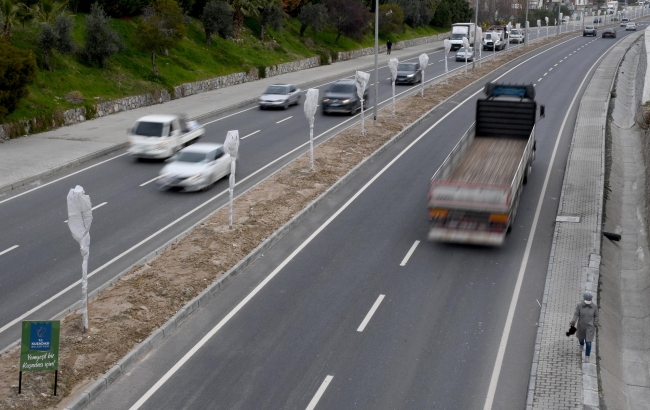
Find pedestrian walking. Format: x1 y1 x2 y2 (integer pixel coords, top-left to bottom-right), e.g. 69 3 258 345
569 292 599 362
387 39 393 55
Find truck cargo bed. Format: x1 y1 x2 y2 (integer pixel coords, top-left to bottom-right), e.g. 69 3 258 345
446 137 527 186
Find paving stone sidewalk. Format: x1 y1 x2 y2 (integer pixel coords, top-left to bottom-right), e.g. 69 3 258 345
0 39 447 195
526 30 645 410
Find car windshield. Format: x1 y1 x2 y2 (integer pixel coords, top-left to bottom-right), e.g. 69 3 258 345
510 29 519 34
133 121 164 137
485 33 493 40
175 151 208 163
397 63 417 71
329 84 355 93
458 47 473 53
264 85 288 95
586 25 594 29
450 33 466 39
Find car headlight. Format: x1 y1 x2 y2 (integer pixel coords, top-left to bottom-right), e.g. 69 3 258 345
157 141 168 147
342 99 350 104
323 98 330 102
407 74 415 78
187 173 203 181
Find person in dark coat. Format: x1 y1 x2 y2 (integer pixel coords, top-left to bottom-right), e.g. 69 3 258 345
387 39 393 55
570 292 599 361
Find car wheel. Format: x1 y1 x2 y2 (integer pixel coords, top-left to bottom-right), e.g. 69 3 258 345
283 101 289 110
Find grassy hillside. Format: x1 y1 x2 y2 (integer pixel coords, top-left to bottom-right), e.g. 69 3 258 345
6 15 445 123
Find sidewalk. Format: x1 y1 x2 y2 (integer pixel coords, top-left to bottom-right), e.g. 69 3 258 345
526 28 645 410
0 39 445 195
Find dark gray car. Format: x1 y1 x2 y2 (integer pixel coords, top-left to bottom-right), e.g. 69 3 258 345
322 80 369 115
395 62 422 84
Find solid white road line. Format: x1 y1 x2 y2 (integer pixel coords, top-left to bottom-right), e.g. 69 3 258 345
357 295 386 332
127 40 583 405
140 173 168 187
64 202 107 222
0 245 19 257
0 34 582 340
399 240 420 267
0 153 128 206
305 375 334 410
241 130 261 140
482 38 620 410
276 116 293 124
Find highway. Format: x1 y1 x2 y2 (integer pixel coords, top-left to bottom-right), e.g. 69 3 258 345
0 27 559 350
84 25 647 410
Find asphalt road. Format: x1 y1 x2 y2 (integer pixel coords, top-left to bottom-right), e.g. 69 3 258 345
85 25 647 410
0 27 561 350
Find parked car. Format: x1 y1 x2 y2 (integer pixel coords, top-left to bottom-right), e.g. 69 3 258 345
602 27 617 37
626 22 637 30
259 84 301 110
321 79 369 115
583 25 597 36
157 143 232 192
394 62 422 84
621 17 630 26
455 46 475 61
128 114 204 159
509 28 525 43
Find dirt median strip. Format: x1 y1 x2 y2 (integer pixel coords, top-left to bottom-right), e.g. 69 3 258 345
0 33 578 410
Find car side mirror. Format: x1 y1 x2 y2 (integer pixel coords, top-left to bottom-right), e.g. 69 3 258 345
540 105 546 118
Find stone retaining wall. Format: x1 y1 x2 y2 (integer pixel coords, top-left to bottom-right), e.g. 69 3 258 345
265 56 321 78
336 32 450 61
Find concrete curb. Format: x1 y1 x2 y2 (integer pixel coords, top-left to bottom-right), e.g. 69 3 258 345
60 31 576 410
524 29 644 410
0 43 444 196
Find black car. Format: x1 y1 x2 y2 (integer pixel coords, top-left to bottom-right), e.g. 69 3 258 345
321 79 369 115
395 62 422 84
602 28 616 38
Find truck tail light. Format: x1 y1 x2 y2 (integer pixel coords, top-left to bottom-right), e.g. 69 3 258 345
429 208 449 218
489 213 509 224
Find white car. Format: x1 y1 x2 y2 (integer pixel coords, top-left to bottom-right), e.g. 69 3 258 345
509 28 525 44
626 22 637 30
455 47 474 61
158 143 232 192
259 84 302 110
621 17 630 26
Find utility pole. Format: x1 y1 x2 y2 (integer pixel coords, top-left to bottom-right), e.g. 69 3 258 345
373 0 378 126
524 0 529 49
557 2 561 36
473 0 478 70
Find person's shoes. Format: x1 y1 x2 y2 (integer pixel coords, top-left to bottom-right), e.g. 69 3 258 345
584 355 590 362
580 343 585 351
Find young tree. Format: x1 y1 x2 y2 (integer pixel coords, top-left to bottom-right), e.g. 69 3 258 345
0 0 18 41
0 38 37 119
33 0 69 23
297 2 326 36
38 22 57 70
54 15 75 52
230 0 261 34
324 0 370 45
394 0 431 28
80 3 123 67
135 0 186 76
258 0 283 40
378 3 404 35
201 0 233 45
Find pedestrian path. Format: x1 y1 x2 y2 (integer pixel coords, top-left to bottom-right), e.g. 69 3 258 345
526 28 644 410
0 39 446 195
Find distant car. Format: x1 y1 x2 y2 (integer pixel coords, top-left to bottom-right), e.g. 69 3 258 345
602 27 617 37
509 28 525 43
455 46 474 61
259 84 301 110
626 22 637 30
583 25 597 36
593 17 603 23
395 62 422 84
158 143 232 192
621 17 630 26
321 79 369 115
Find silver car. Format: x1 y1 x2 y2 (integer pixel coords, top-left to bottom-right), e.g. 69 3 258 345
626 22 637 31
455 47 474 61
259 84 302 110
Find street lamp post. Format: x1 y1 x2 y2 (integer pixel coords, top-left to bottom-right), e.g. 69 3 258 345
473 0 478 71
373 0 378 126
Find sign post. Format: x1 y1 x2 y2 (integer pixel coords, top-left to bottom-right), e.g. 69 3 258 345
19 321 60 396
224 130 239 229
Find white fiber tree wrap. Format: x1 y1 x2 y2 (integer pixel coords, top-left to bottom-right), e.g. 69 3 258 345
418 53 429 97
67 185 93 331
443 39 451 81
355 71 370 135
462 37 469 73
388 58 399 116
224 130 239 228
303 88 319 170
476 27 482 67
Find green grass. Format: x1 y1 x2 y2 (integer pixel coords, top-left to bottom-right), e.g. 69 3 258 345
6 15 446 123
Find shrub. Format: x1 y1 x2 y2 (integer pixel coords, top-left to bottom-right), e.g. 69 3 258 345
315 49 330 65
80 3 123 67
297 2 326 37
0 39 38 120
201 0 233 45
378 4 404 36
97 0 153 17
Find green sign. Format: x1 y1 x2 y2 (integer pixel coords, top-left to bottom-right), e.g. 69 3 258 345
20 321 60 372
